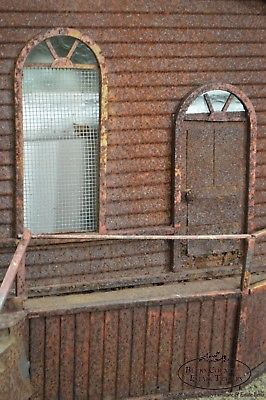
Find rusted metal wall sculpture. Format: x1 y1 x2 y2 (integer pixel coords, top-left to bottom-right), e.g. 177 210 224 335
0 0 265 295
0 2 265 399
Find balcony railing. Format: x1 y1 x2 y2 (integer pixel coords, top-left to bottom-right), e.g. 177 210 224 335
0 228 265 312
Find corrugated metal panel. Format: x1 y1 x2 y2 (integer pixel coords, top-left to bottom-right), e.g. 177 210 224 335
236 284 266 376
28 294 240 399
0 12 265 29
0 0 265 14
0 0 265 292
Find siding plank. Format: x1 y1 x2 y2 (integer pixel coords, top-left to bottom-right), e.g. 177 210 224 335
157 304 174 393
144 305 160 395
59 315 75 400
74 312 90 400
130 306 146 397
29 318 45 400
116 308 132 399
103 310 119 400
0 13 265 29
89 312 105 400
44 316 60 400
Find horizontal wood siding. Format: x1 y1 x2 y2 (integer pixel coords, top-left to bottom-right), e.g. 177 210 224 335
0 0 265 293
28 293 239 400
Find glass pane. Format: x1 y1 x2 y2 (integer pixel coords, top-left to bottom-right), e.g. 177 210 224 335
186 94 210 114
49 35 76 58
25 42 54 65
226 95 245 112
204 90 230 112
71 41 98 65
22 68 100 233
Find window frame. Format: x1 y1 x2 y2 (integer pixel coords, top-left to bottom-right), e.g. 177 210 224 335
15 28 108 237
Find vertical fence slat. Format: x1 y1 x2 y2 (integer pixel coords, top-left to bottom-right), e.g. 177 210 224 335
144 305 160 395
197 299 214 390
103 310 119 400
183 300 201 392
170 302 187 392
210 299 227 388
89 311 105 400
225 297 239 387
116 308 132 399
130 306 147 397
74 312 90 400
44 316 60 400
157 304 174 393
59 315 75 400
29 317 45 400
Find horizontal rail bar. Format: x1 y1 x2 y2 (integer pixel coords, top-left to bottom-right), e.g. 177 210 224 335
249 279 266 293
252 227 266 239
31 233 252 240
0 229 31 312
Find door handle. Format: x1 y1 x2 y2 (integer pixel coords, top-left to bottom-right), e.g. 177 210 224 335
181 189 193 203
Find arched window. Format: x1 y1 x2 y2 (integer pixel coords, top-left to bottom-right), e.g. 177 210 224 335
15 30 107 235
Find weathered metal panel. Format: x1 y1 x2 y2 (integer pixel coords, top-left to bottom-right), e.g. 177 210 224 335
59 315 75 400
74 312 90 399
103 310 119 400
3 28 266 47
182 301 201 392
144 305 160 394
170 302 187 392
0 0 265 294
157 304 174 393
236 284 266 376
0 12 265 29
27 291 246 400
130 306 146 397
44 317 60 399
116 308 132 399
0 0 265 14
89 311 105 400
184 120 247 256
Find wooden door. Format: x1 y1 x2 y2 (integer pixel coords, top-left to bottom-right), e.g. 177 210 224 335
181 118 248 256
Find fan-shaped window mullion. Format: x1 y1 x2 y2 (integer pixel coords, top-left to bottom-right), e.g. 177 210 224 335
45 39 58 59
20 34 101 234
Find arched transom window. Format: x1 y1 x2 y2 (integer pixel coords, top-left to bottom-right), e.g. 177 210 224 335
186 89 245 115
21 34 101 234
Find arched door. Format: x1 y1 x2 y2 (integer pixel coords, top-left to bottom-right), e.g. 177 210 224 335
175 86 257 266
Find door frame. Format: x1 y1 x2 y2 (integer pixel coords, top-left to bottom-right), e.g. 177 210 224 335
173 83 257 235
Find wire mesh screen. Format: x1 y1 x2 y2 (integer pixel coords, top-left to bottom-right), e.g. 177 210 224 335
22 68 100 233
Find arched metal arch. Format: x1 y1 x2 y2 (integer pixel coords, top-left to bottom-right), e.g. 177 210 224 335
14 28 108 236
173 83 257 234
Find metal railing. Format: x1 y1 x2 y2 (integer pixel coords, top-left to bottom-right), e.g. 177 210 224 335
0 229 31 311
1 227 265 312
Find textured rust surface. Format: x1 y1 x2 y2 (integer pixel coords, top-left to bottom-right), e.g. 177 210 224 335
27 291 242 399
174 83 257 235
0 0 264 296
235 283 266 383
0 314 31 400
25 282 266 399
173 83 258 274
